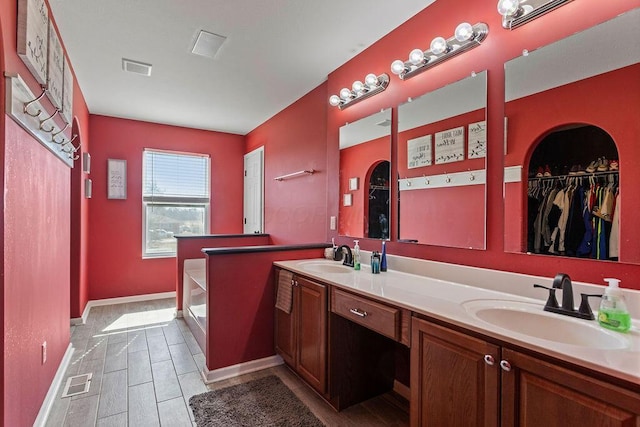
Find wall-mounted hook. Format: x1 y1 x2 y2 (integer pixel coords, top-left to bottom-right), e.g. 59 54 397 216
39 108 60 132
469 172 475 181
51 123 70 144
445 175 451 183
23 87 47 117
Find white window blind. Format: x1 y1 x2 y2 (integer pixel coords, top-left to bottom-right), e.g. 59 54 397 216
143 150 210 202
142 149 210 257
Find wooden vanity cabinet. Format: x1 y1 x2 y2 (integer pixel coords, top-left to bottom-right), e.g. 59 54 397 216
411 317 500 426
274 269 327 394
411 316 640 427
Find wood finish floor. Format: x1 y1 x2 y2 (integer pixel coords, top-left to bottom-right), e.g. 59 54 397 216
45 298 409 426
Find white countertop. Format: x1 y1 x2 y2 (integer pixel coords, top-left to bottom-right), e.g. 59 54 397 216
274 258 640 387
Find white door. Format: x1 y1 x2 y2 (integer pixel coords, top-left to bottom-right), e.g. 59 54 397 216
243 147 264 234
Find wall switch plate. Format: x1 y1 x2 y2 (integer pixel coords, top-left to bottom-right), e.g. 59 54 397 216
330 216 336 230
42 341 47 364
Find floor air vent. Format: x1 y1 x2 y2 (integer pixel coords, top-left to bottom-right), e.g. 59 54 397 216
61 373 92 398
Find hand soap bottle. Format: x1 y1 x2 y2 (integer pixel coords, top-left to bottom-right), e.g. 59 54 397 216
353 240 361 271
598 278 631 332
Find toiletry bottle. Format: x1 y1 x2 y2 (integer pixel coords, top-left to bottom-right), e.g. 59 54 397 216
353 240 361 270
380 241 387 272
598 278 631 332
371 251 380 274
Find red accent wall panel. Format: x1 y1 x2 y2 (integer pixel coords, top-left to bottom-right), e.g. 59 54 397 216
175 234 272 311
205 248 325 371
87 116 245 300
245 84 328 245
4 121 71 427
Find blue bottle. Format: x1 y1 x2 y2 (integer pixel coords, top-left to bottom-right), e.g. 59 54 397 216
380 241 387 272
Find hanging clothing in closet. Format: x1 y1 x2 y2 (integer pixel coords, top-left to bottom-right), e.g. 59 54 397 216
527 173 618 260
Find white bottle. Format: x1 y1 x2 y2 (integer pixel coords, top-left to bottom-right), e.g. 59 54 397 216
353 240 361 270
598 278 631 332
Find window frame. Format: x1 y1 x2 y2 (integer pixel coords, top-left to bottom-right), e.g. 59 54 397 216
142 148 211 258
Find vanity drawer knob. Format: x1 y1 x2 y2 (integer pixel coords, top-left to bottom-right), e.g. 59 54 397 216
483 355 495 366
349 308 368 318
500 360 512 372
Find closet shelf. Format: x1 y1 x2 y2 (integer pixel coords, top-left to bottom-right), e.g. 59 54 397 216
528 170 618 181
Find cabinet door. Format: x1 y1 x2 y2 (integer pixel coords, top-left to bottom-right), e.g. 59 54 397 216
501 348 640 427
274 269 296 367
296 276 327 394
411 317 500 427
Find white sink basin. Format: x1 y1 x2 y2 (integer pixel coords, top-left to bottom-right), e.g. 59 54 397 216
299 261 354 275
463 299 628 349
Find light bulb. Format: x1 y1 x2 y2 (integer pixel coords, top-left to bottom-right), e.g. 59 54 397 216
409 49 425 65
454 23 474 42
329 95 341 107
497 0 520 16
365 73 378 87
352 80 364 93
340 87 353 101
430 37 448 55
391 60 406 75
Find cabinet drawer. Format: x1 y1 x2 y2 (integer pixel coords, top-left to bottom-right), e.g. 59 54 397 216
331 288 400 341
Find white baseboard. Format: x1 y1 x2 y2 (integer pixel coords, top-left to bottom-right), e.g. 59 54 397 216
201 355 284 384
70 291 177 325
34 344 75 427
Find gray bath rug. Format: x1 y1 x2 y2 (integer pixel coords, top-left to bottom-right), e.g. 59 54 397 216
189 375 325 427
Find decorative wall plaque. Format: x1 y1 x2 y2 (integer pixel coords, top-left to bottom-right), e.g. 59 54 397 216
468 121 487 159
107 159 127 199
46 21 64 109
407 135 432 169
62 55 74 124
17 0 49 85
435 126 465 164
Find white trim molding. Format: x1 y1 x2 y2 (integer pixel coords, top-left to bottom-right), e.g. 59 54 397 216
201 355 284 384
34 344 75 427
71 291 177 325
504 165 523 183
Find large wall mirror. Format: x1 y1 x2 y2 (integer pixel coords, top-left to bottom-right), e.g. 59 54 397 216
504 8 640 264
397 70 487 249
338 109 391 239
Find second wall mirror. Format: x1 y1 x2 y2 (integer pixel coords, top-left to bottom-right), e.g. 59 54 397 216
397 70 487 249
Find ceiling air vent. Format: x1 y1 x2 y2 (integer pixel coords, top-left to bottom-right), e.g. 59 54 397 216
191 30 227 59
122 58 152 76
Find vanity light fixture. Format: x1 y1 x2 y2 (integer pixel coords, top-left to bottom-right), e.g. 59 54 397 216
497 0 573 29
329 73 390 110
390 22 488 80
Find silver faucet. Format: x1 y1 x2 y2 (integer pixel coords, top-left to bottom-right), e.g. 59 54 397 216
336 245 354 267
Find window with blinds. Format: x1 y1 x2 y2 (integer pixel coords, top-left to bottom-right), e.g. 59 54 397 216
142 149 210 257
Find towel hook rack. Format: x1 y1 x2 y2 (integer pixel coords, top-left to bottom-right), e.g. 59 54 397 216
23 87 47 117
39 108 60 132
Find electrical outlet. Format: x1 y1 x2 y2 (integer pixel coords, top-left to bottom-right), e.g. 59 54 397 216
330 216 336 230
42 341 47 364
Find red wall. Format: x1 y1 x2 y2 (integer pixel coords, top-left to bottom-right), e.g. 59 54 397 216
326 0 640 288
87 116 245 300
246 84 328 245
1 0 91 423
504 65 640 263
338 136 389 237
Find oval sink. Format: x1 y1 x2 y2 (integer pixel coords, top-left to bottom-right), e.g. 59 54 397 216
299 261 354 275
463 300 628 349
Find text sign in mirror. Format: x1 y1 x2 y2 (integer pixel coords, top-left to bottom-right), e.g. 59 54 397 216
339 109 391 239
397 71 487 249
503 8 640 264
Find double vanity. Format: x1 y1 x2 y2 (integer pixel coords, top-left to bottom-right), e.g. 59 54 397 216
274 256 640 426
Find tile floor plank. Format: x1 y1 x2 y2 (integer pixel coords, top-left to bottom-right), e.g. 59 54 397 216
64 394 100 427
127 350 152 386
158 397 193 427
128 382 160 427
168 343 198 375
95 412 127 427
146 334 171 364
151 360 182 403
97 370 127 419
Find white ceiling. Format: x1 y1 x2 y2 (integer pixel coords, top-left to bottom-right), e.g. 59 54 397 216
48 0 434 135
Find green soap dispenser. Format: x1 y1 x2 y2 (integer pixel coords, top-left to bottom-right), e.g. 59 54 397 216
353 240 361 270
598 278 631 332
